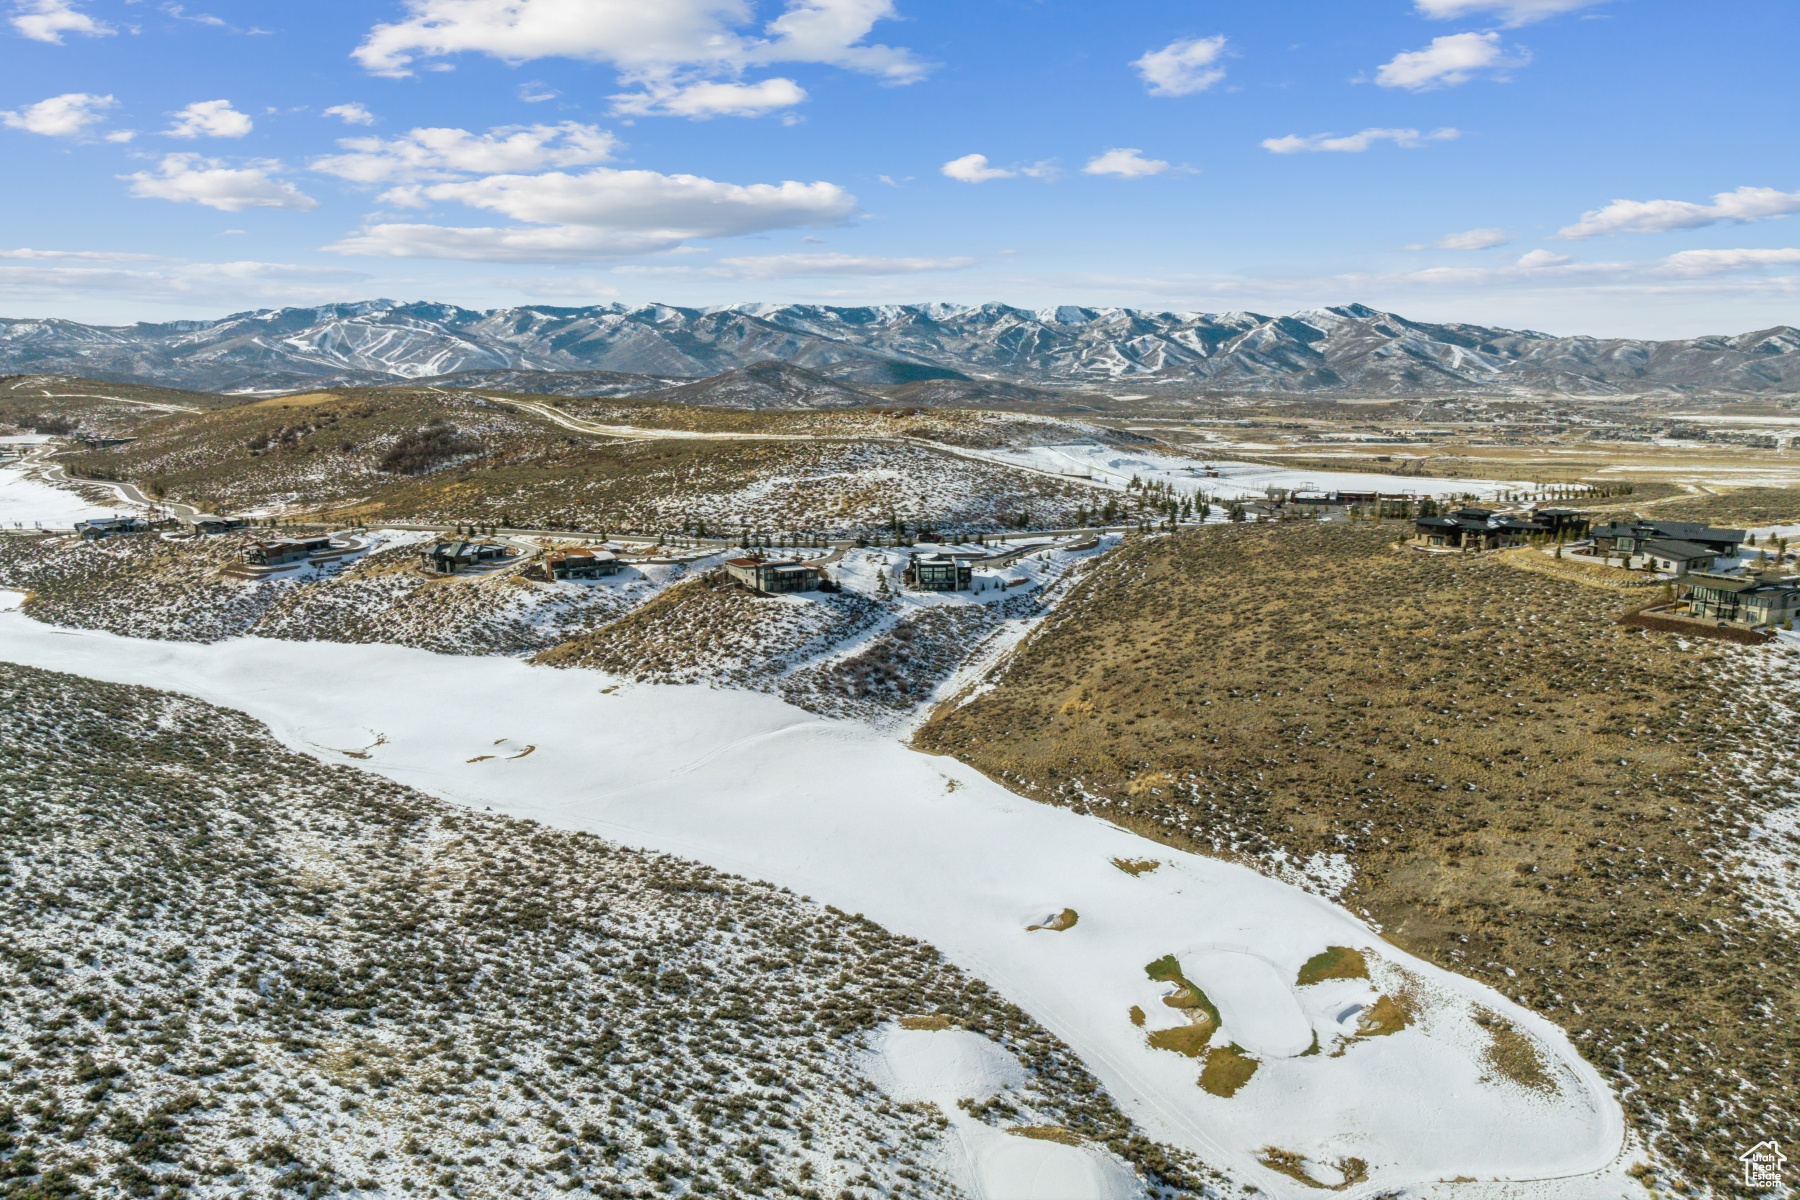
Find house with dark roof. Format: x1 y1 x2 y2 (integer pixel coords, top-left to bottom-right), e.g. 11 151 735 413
242 536 333 567
1592 519 1744 559
544 548 619 580
183 513 248 535
421 540 511 574
1642 521 1746 556
1639 540 1718 576
905 551 974 591
1532 507 1591 537
73 516 149 540
1412 509 1550 551
724 556 821 594
1686 571 1800 628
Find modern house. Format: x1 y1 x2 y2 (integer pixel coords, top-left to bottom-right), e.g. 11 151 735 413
905 551 974 591
242 536 333 567
1533 507 1592 537
421 540 511 574
545 548 619 580
1592 520 1744 559
1685 571 1800 628
1412 509 1550 551
183 514 248 535
1639 539 1717 577
1644 521 1747 557
73 516 149 539
1289 489 1384 507
724 556 822 594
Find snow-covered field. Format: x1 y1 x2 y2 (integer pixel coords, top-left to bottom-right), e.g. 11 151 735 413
976 443 1531 502
0 600 1629 1198
864 1027 1143 1199
0 462 123 529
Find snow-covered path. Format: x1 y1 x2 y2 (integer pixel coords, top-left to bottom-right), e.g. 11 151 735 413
976 442 1532 502
0 606 1627 1198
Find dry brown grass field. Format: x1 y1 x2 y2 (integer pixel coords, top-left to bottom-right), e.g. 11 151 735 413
1626 485 1800 527
917 518 1800 1196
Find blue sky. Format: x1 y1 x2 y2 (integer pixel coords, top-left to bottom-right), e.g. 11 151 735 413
2 0 1796 335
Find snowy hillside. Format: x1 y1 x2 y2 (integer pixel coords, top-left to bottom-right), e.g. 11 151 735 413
0 606 1629 1198
0 663 1161 1199
4 300 1797 395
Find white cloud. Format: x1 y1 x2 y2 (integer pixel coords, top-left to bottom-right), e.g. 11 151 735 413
420 168 853 230
753 0 922 80
1414 0 1603 26
518 81 558 103
0 259 368 309
940 153 1014 184
325 223 680 261
711 252 974 277
1410 227 1509 250
0 247 158 261
1660 248 1800 277
162 4 225 26
1374 32 1522 90
311 122 618 185
328 166 856 263
165 99 254 139
323 103 377 126
351 0 928 125
1132 35 1227 97
1557 186 1800 239
611 77 807 118
10 0 112 42
1515 249 1571 267
124 154 319 211
1262 127 1460 154
1082 148 1169 178
0 92 115 137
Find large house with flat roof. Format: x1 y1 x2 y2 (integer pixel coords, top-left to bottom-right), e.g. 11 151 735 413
243 536 332 567
1412 508 1552 551
544 548 619 580
724 556 821 594
421 540 511 574
905 551 975 591
1532 507 1591 537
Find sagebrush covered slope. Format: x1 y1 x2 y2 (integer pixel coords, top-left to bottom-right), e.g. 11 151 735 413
0 663 1174 1198
52 388 1112 537
917 521 1800 1197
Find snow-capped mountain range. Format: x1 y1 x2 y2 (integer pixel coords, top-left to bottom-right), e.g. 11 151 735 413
2 300 1796 396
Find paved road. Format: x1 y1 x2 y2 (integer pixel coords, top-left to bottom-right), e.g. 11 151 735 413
28 449 200 521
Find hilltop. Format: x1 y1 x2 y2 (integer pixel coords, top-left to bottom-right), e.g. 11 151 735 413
42 384 1114 538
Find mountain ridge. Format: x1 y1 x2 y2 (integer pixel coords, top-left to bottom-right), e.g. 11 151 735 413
2 299 1797 397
